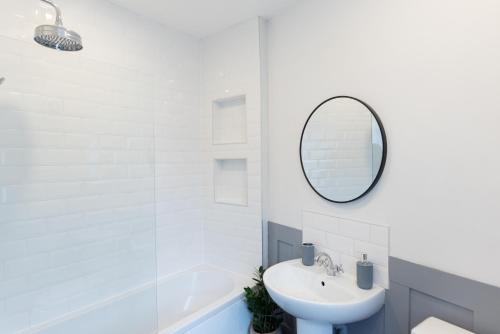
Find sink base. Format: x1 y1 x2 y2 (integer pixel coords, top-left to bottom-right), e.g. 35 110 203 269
296 319 332 334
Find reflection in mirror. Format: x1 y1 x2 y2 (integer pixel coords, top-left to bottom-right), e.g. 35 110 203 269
300 97 386 203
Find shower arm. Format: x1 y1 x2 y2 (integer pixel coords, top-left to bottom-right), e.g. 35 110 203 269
40 0 63 26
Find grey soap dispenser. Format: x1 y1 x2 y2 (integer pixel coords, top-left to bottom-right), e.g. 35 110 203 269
357 253 373 290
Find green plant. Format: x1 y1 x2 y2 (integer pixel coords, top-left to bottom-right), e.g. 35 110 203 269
244 266 283 333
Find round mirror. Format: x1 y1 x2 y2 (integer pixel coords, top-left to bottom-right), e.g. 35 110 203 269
300 96 387 203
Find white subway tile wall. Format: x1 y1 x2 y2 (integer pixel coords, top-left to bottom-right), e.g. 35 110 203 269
302 210 390 288
201 19 264 276
0 0 201 332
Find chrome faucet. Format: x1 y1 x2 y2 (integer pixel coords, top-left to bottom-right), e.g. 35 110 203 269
315 252 344 276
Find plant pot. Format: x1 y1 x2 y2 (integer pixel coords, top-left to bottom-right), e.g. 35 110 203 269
248 325 282 334
248 314 282 334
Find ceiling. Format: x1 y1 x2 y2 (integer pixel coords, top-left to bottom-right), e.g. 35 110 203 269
109 0 300 37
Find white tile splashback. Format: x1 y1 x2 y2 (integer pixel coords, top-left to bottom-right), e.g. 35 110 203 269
302 210 390 288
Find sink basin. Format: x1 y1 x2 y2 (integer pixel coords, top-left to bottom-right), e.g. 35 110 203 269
263 259 385 334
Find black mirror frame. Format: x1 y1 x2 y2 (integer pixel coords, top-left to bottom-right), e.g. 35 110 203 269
299 96 388 204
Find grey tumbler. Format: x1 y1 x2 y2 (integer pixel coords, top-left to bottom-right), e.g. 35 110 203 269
301 243 315 266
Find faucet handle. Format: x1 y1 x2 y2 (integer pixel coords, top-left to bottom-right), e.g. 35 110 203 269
336 264 344 274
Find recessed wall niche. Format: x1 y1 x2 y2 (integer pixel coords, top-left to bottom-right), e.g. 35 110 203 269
214 158 248 206
212 95 247 144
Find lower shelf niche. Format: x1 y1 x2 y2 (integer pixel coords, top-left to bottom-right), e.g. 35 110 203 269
214 158 248 206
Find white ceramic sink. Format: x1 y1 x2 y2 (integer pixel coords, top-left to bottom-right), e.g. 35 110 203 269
263 259 385 334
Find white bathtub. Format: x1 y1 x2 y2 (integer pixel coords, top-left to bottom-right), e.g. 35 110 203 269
20 265 251 334
157 265 253 334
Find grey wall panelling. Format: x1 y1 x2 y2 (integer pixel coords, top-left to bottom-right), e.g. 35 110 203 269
268 223 500 334
387 257 500 334
267 222 302 334
268 221 302 266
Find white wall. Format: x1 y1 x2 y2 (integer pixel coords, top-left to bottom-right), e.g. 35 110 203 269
268 0 500 288
201 18 264 276
0 0 200 332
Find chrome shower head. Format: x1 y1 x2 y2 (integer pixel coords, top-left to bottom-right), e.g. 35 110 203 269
34 0 82 51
